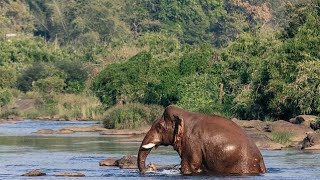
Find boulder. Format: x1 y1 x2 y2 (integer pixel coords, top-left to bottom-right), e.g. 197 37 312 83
233 119 314 149
263 124 272 132
310 122 320 131
22 170 46 176
301 133 320 150
115 155 137 169
100 156 178 171
99 157 118 166
289 117 304 124
289 115 318 127
271 120 314 143
250 133 284 150
99 155 137 169
232 119 268 132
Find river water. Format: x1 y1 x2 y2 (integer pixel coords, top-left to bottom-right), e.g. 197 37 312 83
0 120 320 179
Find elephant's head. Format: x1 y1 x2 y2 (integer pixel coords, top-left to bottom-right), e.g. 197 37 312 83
137 106 185 172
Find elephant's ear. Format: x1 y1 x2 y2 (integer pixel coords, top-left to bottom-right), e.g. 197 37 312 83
173 115 184 149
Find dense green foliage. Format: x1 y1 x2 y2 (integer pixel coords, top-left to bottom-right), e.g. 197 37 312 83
93 0 320 120
102 103 163 129
0 88 12 107
0 0 319 125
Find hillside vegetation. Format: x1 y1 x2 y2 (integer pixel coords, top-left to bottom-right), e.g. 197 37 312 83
0 0 319 127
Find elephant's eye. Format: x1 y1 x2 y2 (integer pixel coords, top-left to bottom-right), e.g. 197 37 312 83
156 123 165 132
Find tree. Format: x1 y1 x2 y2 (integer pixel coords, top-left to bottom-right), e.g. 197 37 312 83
0 65 17 88
17 62 64 92
54 60 89 93
0 0 34 36
92 52 153 107
0 88 12 107
33 76 65 93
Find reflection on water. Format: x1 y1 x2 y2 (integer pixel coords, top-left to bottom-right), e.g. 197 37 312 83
1 120 320 179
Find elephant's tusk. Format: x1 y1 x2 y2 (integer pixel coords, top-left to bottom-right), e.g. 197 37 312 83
142 143 156 149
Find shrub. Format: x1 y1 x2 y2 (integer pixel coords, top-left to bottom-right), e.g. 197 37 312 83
139 32 181 54
33 76 66 93
17 62 65 92
0 88 13 107
0 110 20 119
0 65 17 88
92 52 152 107
57 93 102 120
179 44 212 75
19 93 102 120
286 61 320 115
102 103 163 129
65 81 85 94
54 60 89 93
177 74 221 114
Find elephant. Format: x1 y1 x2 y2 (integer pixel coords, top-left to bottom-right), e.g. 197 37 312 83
137 105 266 175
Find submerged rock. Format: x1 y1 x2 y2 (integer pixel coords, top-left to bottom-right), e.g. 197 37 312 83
100 155 137 169
56 129 74 134
115 155 137 169
35 129 55 134
99 157 118 166
22 170 46 176
100 155 179 171
55 172 85 177
61 126 107 132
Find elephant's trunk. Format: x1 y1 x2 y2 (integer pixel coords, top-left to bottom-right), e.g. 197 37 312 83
137 146 152 172
137 130 159 173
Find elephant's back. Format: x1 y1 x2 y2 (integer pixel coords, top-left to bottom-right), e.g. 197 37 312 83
195 114 261 154
202 114 249 137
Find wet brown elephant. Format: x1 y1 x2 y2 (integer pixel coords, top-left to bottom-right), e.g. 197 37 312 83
138 105 266 175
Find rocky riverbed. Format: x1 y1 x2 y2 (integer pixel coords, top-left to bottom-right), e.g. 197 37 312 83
31 115 320 150
2 114 320 150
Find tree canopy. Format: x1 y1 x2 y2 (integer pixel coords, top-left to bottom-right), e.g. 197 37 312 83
0 0 319 120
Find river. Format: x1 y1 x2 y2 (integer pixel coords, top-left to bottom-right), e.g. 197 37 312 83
0 120 320 179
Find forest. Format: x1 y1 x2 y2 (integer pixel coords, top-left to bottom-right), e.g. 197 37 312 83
0 0 319 129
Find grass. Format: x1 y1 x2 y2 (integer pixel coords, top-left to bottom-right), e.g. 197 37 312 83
17 92 104 120
101 103 163 129
271 131 293 145
55 93 103 120
0 109 20 119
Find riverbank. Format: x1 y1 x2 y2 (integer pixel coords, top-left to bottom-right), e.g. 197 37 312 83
31 115 319 150
1 115 319 150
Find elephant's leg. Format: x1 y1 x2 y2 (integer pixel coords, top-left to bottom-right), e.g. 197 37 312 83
180 149 203 175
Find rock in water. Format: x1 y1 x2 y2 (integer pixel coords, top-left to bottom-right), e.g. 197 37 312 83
22 170 46 176
99 155 138 169
116 155 138 169
99 157 118 166
35 129 55 134
55 172 85 177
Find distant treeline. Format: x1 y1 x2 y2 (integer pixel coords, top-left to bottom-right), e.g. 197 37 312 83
0 0 319 122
